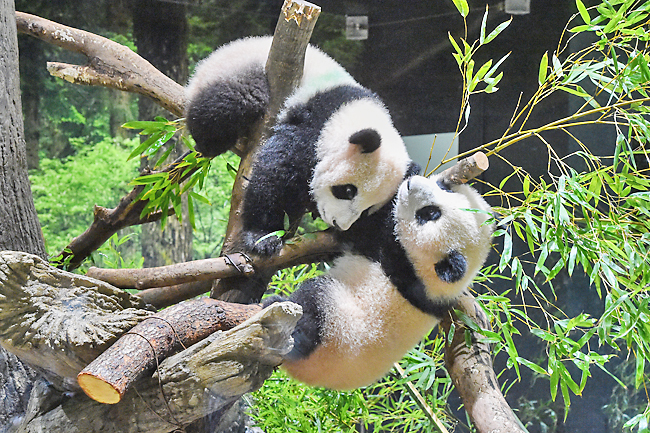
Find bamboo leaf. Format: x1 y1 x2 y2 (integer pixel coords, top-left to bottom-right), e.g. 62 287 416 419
484 17 512 44
480 5 488 44
539 51 549 85
451 0 469 17
576 0 591 25
448 32 463 56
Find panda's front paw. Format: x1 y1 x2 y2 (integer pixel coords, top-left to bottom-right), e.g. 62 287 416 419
261 294 287 308
242 231 284 256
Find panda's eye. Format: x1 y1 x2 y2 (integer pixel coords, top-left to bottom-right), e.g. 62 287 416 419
331 184 358 200
436 178 453 192
415 205 441 224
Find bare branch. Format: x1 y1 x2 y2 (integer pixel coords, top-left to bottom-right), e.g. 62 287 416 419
438 151 489 185
87 254 254 290
88 231 340 308
15 11 185 117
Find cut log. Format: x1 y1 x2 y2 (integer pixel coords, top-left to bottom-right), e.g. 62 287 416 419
0 251 152 391
78 298 263 404
438 151 489 185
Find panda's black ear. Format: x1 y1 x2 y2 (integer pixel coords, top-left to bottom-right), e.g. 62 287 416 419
349 128 381 154
435 250 467 283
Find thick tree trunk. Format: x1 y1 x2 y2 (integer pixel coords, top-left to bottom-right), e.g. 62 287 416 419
0 1 46 259
134 0 193 268
0 1 46 429
17 35 43 170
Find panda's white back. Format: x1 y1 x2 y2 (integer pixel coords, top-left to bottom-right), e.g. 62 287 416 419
186 36 357 109
282 254 436 390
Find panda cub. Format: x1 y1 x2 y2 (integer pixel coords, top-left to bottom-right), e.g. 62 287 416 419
264 173 493 390
186 37 411 255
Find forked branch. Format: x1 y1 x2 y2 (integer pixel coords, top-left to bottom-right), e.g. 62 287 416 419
15 11 185 117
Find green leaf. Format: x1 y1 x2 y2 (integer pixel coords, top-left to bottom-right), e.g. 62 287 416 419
516 357 548 375
576 0 591 24
480 5 488 44
189 191 211 205
552 53 564 78
448 32 463 57
484 71 503 93
484 17 512 44
187 193 196 229
636 352 645 389
539 51 549 85
130 172 168 186
475 59 493 82
499 230 513 272
451 0 469 17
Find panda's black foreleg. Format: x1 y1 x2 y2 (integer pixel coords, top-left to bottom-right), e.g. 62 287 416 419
262 277 330 361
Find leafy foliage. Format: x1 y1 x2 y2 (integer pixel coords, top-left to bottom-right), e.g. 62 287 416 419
30 137 140 259
123 117 213 230
447 0 650 426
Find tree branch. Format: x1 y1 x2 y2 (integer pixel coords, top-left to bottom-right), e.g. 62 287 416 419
15 11 186 117
441 292 527 433
87 231 338 290
211 0 322 303
53 153 189 270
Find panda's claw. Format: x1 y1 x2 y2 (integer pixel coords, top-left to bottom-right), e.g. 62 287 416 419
241 231 284 257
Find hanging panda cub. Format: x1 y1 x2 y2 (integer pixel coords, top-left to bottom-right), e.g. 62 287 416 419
263 173 494 390
185 36 411 255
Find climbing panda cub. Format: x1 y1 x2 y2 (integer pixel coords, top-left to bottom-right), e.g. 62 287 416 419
263 173 494 390
185 36 411 255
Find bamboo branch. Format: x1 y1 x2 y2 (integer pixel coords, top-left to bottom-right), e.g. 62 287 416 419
16 12 186 117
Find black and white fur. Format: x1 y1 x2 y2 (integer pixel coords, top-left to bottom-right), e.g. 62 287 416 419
186 37 411 255
264 173 493 390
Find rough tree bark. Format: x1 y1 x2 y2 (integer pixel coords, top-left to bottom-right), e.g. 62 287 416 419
0 3 46 259
0 1 45 429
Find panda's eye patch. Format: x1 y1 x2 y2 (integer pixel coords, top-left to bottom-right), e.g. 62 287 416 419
436 178 453 192
415 205 442 224
331 184 358 200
